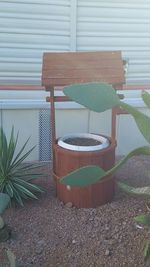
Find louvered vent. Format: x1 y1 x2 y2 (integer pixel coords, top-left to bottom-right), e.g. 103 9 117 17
39 109 52 161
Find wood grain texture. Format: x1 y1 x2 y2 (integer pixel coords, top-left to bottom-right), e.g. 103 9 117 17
54 137 116 208
42 51 125 89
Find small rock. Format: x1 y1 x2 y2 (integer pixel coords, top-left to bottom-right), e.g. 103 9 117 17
66 185 71 191
65 202 73 208
37 239 45 246
72 239 76 244
105 225 110 231
36 247 43 255
135 224 143 229
94 221 99 227
105 249 111 256
89 209 96 216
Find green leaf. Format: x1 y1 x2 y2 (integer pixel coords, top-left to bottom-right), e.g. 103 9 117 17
144 240 150 263
0 193 10 215
118 182 150 196
120 101 150 144
135 215 150 227
60 146 150 187
61 165 106 187
142 91 150 109
10 137 30 166
63 82 120 112
6 127 15 165
11 185 24 206
13 183 38 199
0 128 8 171
5 182 14 198
13 178 44 193
10 145 35 172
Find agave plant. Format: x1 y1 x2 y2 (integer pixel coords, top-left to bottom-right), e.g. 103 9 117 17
0 127 44 206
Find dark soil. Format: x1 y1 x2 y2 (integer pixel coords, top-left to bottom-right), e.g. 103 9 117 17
64 137 102 146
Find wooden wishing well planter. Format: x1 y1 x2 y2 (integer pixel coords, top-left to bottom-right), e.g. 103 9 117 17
42 51 125 208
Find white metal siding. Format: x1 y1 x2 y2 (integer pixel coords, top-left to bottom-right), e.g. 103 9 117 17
77 0 150 84
0 0 70 85
1 0 150 85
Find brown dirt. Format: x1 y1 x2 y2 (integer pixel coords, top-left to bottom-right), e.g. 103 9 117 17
1 156 150 267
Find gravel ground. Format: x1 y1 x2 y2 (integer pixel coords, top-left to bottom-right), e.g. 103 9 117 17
1 156 150 267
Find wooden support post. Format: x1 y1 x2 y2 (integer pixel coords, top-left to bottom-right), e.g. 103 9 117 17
111 108 117 144
46 87 56 170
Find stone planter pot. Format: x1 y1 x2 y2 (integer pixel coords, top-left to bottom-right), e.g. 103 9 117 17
53 133 116 208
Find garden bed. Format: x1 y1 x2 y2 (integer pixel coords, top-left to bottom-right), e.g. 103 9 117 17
1 156 150 267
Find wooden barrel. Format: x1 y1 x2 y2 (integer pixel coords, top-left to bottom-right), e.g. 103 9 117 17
53 136 116 208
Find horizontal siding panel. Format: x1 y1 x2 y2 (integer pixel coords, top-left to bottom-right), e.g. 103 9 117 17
78 22 150 35
0 42 69 50
0 63 41 72
78 37 150 47
0 2 70 16
0 18 69 31
1 0 70 4
78 0 150 9
80 17 150 24
0 1 71 85
78 6 150 19
0 13 69 21
77 1 150 84
0 77 40 85
0 33 69 44
122 51 150 59
1 72 40 77
1 0 150 85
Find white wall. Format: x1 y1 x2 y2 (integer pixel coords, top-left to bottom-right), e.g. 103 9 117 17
1 0 150 84
1 89 150 159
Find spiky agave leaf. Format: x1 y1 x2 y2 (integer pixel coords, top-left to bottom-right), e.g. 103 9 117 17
0 127 45 206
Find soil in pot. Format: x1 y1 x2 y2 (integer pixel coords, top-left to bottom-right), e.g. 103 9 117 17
64 137 102 146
